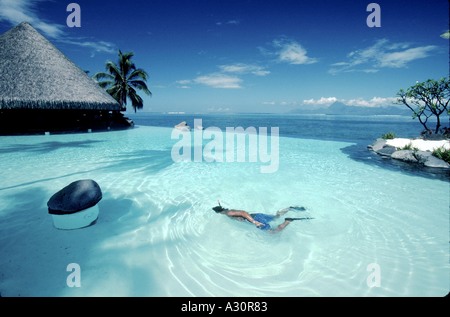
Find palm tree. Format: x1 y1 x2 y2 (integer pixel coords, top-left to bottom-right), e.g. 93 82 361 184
93 50 151 112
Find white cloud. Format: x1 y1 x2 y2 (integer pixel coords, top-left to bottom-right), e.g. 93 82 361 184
330 39 437 74
216 20 240 26
175 80 192 89
362 69 379 73
303 97 337 106
219 63 270 76
33 20 64 38
379 46 436 68
261 100 299 107
272 39 317 65
60 39 116 54
0 0 115 54
194 74 242 89
207 106 232 112
178 62 270 89
346 97 398 107
302 96 396 107
0 0 64 38
176 80 192 85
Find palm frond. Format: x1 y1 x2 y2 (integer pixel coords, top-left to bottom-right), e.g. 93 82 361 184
128 69 149 81
128 87 144 112
93 72 115 81
105 61 122 79
128 80 152 95
97 80 114 89
118 50 136 78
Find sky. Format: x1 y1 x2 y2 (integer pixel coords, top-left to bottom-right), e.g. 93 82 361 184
0 0 448 114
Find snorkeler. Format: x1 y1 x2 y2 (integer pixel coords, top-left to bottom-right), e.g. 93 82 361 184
212 201 313 233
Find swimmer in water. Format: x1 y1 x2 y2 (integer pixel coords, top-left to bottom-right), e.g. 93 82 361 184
212 202 312 233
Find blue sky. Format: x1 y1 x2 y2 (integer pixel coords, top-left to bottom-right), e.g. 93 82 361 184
0 0 448 113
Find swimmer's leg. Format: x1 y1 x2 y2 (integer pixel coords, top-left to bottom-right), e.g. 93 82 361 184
275 206 306 217
275 208 290 217
269 219 292 233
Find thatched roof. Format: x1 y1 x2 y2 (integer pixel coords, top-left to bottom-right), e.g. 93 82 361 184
0 22 120 111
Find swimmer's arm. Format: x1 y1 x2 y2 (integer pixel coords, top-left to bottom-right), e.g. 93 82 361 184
225 210 263 227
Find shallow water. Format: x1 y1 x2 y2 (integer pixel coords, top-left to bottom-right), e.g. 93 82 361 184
0 123 448 297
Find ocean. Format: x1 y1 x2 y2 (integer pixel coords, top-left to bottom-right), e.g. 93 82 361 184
128 113 422 143
128 112 449 180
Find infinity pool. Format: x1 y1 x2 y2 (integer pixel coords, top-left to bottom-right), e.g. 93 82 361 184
0 125 448 296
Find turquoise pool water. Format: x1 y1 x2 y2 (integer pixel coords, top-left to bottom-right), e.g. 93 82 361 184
0 125 448 296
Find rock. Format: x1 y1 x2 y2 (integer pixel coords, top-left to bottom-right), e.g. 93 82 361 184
369 137 450 171
423 156 450 169
391 150 418 163
415 148 449 168
376 145 397 157
48 179 102 215
414 151 432 164
367 138 450 170
368 138 387 152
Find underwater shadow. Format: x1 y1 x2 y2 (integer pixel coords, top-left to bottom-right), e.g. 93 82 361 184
0 186 48 222
0 140 105 155
341 143 450 182
101 148 174 174
0 170 102 191
0 148 174 192
0 185 55 296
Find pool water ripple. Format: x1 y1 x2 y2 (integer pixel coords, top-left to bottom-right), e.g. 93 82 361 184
0 126 448 296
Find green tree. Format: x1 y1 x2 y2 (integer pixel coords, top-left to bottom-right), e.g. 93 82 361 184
396 78 449 134
94 50 151 112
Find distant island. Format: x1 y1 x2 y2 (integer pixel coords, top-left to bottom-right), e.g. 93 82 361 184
290 101 411 116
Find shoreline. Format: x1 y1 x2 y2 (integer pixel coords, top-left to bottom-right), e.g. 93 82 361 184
368 137 450 169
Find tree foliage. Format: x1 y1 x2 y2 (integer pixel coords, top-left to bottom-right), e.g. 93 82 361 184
396 78 449 134
94 50 151 113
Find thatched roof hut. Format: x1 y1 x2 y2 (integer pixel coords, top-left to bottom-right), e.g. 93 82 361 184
0 22 120 110
0 22 133 134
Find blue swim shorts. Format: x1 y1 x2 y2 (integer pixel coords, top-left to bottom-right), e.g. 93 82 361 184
250 213 276 230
